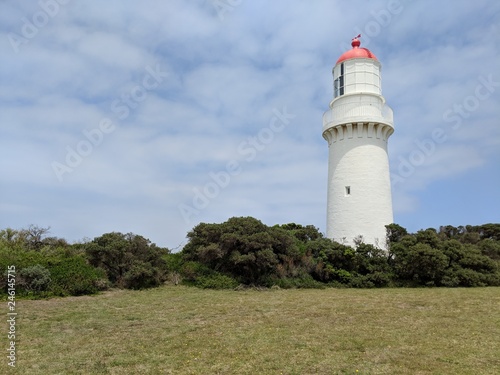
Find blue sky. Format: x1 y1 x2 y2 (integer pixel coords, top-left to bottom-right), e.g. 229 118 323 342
1 0 499 249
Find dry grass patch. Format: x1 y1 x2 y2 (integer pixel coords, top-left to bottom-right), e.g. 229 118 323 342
8 287 500 374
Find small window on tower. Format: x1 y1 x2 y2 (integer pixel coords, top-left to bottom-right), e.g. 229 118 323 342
334 63 345 98
345 186 351 196
339 63 344 96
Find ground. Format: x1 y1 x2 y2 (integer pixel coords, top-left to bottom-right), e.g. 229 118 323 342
8 286 500 374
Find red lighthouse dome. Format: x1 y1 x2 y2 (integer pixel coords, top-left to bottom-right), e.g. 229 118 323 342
336 37 378 64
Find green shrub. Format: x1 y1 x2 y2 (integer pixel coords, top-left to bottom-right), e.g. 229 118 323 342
333 268 353 284
49 257 108 296
123 261 165 290
84 232 168 289
364 271 392 287
440 271 461 287
182 217 299 284
18 264 51 292
0 248 48 269
194 273 239 289
164 252 184 272
180 261 213 283
348 275 375 288
454 268 488 287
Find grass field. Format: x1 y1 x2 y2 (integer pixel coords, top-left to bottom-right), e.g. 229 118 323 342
7 286 500 374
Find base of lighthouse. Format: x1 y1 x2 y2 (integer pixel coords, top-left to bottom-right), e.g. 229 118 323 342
324 121 393 250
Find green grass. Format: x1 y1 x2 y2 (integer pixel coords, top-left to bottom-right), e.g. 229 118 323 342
8 286 500 374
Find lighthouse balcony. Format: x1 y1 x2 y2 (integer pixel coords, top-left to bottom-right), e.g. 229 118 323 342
322 93 393 133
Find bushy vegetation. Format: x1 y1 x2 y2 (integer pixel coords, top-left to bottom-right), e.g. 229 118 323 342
388 223 500 287
0 226 170 298
1 219 499 298
182 217 304 285
84 232 169 289
49 257 108 296
181 218 499 288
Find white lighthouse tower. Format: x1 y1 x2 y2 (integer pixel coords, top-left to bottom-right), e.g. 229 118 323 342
323 36 394 249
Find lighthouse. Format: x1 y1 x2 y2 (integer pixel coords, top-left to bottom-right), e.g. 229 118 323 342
322 36 394 249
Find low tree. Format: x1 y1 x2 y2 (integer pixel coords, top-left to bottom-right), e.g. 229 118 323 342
182 217 301 284
307 238 355 283
479 238 500 260
392 243 449 286
24 225 51 250
278 223 323 243
353 243 392 287
84 232 169 289
385 223 408 246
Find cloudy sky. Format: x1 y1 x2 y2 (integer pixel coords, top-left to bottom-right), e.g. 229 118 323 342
1 0 499 249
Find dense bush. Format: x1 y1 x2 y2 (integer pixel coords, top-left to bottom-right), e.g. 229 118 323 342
392 243 449 286
389 224 500 287
1 221 499 298
182 217 304 284
181 219 500 289
194 273 239 289
0 234 109 297
84 232 169 289
180 261 214 283
123 261 163 290
0 245 49 271
18 264 51 292
49 257 108 296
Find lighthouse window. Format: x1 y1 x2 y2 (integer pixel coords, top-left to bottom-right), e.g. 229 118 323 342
345 186 351 196
334 63 345 98
340 63 344 96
